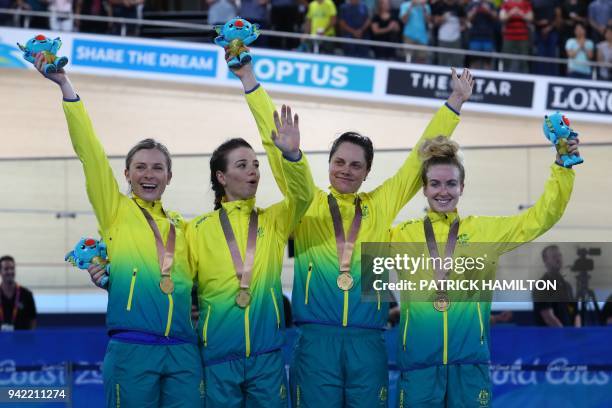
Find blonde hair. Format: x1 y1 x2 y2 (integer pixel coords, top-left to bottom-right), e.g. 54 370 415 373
420 136 465 185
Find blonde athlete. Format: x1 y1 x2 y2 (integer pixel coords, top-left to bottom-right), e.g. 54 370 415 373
390 136 578 407
233 61 474 407
186 108 315 406
34 55 203 407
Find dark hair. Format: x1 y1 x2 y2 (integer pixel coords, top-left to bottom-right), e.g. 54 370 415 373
0 255 15 267
328 132 374 171
574 22 587 32
420 136 465 185
541 245 559 262
125 138 172 172
210 138 254 210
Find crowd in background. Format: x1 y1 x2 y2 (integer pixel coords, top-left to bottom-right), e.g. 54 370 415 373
1 0 611 78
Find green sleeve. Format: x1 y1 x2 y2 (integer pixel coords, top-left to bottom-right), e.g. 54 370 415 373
369 104 460 224
63 99 121 231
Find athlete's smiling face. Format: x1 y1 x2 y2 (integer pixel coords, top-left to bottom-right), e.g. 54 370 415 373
328 142 370 194
423 164 464 213
124 148 172 202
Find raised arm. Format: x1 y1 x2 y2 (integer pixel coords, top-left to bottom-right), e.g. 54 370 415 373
489 140 579 252
34 54 121 231
235 62 290 196
266 105 315 237
369 68 473 224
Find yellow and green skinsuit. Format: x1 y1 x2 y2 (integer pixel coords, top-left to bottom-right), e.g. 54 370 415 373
63 98 202 408
244 84 460 408
390 164 575 407
187 146 314 406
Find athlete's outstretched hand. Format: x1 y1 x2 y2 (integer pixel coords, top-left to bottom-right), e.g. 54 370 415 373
272 104 301 161
34 53 77 100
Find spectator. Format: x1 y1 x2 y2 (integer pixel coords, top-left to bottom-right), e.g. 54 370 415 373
560 0 589 74
49 0 74 32
304 0 337 53
109 0 144 36
532 245 580 327
0 0 14 27
270 0 300 49
371 0 401 60
500 0 533 73
467 0 498 69
597 25 612 80
399 0 431 63
532 0 562 76
207 0 237 26
0 255 37 331
432 0 467 67
239 0 270 46
566 22 594 79
588 0 612 44
75 0 111 34
339 0 372 58
16 0 48 29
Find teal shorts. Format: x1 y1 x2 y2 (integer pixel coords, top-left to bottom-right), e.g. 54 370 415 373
397 364 491 408
203 349 288 408
102 340 204 408
290 324 389 408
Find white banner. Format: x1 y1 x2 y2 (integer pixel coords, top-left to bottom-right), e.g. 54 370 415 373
2 27 612 124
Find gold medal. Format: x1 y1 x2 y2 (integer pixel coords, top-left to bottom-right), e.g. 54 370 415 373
159 276 174 294
235 288 251 308
337 272 354 291
433 292 450 312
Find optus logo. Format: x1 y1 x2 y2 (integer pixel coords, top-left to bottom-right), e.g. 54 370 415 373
237 55 374 93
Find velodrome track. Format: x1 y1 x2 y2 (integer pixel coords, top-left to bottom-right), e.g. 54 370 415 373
2 68 612 159
1 68 611 305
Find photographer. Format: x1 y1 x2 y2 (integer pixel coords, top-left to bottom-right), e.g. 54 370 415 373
532 245 580 327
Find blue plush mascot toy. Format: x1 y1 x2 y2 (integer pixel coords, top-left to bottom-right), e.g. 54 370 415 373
17 34 68 74
65 238 110 288
214 17 260 68
543 112 583 168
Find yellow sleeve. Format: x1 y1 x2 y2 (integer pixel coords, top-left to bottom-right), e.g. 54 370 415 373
185 219 199 281
267 153 315 239
485 164 575 252
369 104 460 224
245 84 289 196
63 99 121 231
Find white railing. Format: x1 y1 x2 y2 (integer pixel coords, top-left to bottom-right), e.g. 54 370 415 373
2 8 612 72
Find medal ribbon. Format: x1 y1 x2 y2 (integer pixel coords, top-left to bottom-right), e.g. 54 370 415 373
328 194 362 275
423 216 460 283
219 207 258 290
0 284 20 324
134 200 176 280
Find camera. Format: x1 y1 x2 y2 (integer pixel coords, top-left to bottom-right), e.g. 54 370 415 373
571 247 601 273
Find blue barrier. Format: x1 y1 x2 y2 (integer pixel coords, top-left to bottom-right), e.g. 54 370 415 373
0 327 610 407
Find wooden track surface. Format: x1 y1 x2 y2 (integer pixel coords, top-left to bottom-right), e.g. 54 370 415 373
2 68 611 159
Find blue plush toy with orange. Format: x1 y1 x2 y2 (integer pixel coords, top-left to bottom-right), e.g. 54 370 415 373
17 34 68 74
65 238 110 288
543 112 583 168
214 17 260 68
